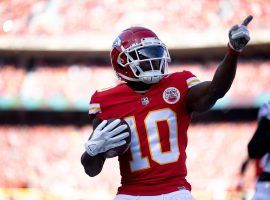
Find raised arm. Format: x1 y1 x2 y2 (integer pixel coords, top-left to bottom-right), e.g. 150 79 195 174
187 16 253 112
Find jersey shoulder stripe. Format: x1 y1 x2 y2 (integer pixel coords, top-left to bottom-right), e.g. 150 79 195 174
89 103 101 115
186 77 201 88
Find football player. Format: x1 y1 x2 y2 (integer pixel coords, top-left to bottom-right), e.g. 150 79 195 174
248 101 270 200
81 16 253 200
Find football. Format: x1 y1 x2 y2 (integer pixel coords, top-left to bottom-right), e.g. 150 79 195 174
93 118 131 158
104 118 131 158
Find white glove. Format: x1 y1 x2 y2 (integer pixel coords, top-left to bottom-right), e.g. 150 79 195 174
85 119 129 156
229 15 253 52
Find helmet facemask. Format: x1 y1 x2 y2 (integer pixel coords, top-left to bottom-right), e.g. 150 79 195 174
117 37 171 84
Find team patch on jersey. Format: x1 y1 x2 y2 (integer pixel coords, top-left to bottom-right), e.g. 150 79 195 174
163 87 180 104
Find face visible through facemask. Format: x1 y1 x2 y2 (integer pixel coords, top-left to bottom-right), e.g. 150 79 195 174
129 46 166 73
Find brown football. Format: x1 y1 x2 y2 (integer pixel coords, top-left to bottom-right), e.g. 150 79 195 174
93 118 131 158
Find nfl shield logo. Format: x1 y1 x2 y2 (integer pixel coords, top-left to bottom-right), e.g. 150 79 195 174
141 97 149 105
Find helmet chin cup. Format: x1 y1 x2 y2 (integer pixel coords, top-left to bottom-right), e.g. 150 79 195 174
139 71 164 84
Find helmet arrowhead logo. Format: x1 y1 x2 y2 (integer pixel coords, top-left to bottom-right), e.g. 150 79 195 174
112 37 121 47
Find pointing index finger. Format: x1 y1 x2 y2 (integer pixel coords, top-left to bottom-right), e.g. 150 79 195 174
241 15 253 26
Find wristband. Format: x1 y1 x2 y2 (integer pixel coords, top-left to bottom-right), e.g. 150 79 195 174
227 43 241 56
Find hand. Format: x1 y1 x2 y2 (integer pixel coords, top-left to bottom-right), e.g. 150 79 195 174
85 119 129 156
229 15 253 52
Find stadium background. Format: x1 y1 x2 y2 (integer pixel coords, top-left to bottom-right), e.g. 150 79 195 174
0 0 270 199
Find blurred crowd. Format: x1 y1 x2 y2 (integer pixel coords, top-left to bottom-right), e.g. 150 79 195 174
0 64 118 110
0 125 121 196
0 61 269 110
0 0 269 36
0 122 257 195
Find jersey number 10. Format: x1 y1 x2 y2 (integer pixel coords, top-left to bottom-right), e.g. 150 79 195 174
125 108 180 172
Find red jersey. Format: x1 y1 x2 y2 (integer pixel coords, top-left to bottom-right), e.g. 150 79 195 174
89 71 200 196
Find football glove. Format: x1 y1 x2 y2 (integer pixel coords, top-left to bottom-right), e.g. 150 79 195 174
85 119 129 156
229 15 253 52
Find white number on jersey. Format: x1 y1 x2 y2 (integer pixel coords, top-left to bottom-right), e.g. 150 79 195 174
125 108 180 172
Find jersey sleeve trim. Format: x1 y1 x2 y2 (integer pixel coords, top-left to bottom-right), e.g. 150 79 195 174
186 77 201 88
89 103 101 115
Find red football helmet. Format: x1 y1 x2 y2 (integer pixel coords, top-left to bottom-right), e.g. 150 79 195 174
110 27 171 84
